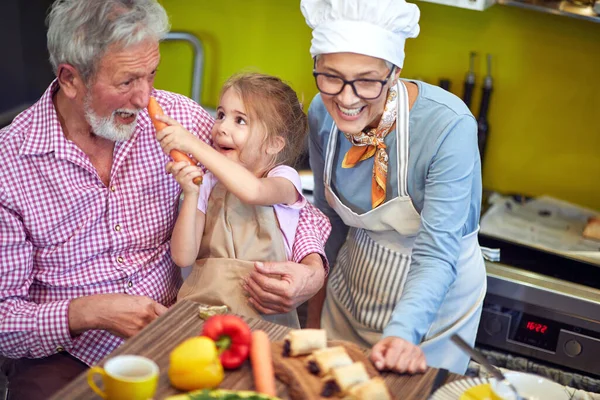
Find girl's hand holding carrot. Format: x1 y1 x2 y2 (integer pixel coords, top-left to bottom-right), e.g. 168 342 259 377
155 114 205 158
148 96 202 185
166 161 204 196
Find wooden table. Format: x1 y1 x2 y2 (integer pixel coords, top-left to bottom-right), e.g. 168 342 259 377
51 300 464 399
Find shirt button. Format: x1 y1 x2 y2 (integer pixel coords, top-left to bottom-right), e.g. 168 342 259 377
110 186 116 192
127 281 133 288
114 224 121 232
117 256 124 264
56 346 65 352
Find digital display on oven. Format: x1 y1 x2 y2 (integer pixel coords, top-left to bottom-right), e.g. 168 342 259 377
525 321 548 334
508 312 561 352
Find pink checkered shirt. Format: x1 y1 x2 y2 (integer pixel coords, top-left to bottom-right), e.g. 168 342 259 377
0 81 331 366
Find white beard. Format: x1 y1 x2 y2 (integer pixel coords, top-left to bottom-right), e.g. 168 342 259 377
84 95 139 142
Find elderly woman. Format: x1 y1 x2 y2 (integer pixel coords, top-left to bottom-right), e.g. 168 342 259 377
302 0 487 374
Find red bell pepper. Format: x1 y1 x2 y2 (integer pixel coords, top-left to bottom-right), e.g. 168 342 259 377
201 314 252 370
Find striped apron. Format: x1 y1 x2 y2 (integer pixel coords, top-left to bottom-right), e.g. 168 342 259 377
320 81 487 374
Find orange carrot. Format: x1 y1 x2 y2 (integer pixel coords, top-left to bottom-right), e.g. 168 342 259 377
250 330 277 396
147 96 168 131
148 96 202 185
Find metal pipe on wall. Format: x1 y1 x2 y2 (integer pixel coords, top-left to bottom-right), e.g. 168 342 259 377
163 32 205 105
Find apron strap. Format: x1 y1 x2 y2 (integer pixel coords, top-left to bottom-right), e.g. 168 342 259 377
396 80 410 198
481 246 501 262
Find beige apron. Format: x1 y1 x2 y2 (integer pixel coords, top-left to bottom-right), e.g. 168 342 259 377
177 181 300 328
321 81 487 374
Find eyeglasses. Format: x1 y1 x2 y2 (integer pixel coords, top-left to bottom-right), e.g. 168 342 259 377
312 67 395 100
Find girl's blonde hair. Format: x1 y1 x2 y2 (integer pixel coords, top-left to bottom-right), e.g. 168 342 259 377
220 73 308 174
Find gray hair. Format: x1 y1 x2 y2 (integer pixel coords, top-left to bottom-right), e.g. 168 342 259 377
47 0 170 82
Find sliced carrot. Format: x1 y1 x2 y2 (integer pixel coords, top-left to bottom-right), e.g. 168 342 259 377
148 96 202 185
250 330 277 396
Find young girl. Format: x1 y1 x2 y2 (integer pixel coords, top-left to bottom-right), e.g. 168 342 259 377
155 73 314 328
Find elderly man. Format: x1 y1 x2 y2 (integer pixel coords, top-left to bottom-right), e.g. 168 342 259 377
0 1 330 398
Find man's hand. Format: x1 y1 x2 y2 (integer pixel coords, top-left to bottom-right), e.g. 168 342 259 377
243 254 325 314
370 336 427 374
68 294 168 339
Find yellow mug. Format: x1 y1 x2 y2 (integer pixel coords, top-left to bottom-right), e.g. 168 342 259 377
87 355 158 400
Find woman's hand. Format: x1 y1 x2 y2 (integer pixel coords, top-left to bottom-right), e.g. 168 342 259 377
370 336 427 374
155 114 200 156
166 161 204 195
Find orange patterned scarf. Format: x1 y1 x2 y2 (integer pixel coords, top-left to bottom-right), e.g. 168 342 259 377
341 85 398 208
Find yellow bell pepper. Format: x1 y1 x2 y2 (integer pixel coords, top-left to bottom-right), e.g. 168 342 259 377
169 336 224 391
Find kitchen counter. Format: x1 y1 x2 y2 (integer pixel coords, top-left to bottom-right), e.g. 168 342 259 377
51 300 464 400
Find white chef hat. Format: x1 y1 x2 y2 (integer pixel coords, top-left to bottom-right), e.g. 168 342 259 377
301 0 420 68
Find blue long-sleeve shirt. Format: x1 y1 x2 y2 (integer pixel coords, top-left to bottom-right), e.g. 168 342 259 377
308 80 482 344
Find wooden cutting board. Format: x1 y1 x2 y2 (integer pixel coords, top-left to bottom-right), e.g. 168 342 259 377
271 339 386 400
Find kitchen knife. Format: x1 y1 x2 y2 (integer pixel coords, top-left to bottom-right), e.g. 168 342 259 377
477 54 493 164
439 79 451 92
451 334 527 400
462 52 476 109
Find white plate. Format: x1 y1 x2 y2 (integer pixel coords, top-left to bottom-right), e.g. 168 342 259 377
430 377 490 400
490 371 571 400
430 372 572 400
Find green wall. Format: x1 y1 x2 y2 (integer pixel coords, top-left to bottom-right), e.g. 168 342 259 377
156 0 600 211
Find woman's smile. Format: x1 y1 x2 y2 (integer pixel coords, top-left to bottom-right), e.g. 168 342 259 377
336 103 366 120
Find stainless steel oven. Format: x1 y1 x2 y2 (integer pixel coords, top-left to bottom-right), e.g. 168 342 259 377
477 234 600 378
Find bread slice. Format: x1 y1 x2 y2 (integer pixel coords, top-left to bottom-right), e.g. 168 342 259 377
321 362 369 397
345 377 391 400
282 329 327 357
306 346 353 376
